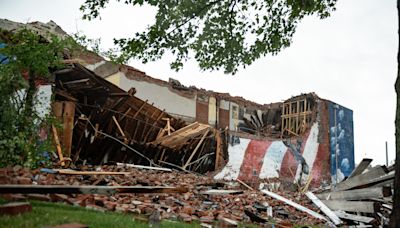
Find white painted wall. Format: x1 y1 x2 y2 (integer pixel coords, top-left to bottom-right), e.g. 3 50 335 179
118 74 197 120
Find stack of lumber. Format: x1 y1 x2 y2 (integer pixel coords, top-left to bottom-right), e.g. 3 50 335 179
315 159 394 227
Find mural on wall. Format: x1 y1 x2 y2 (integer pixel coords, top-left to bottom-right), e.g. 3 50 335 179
328 102 355 183
214 123 327 185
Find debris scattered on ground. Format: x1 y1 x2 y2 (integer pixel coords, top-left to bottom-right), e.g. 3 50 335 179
0 165 325 226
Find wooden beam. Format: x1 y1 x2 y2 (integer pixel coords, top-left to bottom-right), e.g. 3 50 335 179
336 166 387 191
41 169 130 175
201 189 243 195
62 102 75 158
112 116 127 142
183 129 210 170
237 179 254 191
132 99 148 119
334 211 375 224
317 187 391 201
51 124 65 167
214 129 222 170
0 185 188 195
320 200 379 213
347 158 373 179
116 163 172 172
261 190 327 221
305 192 342 225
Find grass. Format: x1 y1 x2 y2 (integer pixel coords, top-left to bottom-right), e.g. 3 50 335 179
0 200 199 228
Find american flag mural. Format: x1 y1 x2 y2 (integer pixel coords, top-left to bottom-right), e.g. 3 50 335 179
214 122 332 186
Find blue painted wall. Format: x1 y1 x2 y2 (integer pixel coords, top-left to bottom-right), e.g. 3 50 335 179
328 102 355 180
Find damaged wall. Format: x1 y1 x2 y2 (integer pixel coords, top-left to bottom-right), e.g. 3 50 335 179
214 122 330 186
215 96 350 187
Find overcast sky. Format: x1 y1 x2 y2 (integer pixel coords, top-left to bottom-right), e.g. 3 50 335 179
0 0 397 165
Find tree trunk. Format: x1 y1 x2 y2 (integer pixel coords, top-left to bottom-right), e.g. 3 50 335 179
389 0 400 226
21 70 36 130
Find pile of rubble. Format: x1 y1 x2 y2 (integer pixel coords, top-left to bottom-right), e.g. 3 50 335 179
0 165 325 226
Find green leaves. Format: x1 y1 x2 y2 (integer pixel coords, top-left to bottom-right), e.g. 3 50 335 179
81 0 337 74
0 29 69 168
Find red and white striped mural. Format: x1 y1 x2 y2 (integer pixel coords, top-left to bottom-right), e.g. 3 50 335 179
214 123 331 186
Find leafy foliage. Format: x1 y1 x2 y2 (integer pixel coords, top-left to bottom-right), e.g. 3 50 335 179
0 29 69 168
80 0 337 74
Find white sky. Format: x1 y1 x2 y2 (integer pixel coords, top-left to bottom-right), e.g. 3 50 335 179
0 0 397 166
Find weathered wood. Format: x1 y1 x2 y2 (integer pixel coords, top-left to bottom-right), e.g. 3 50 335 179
183 129 210 170
334 210 375 223
41 169 130 175
62 101 75 158
202 189 244 195
112 116 127 140
52 124 65 167
0 185 188 195
261 190 327 221
321 200 379 213
317 187 392 201
214 129 222 170
347 158 373 179
132 99 148 119
116 162 172 172
305 191 342 225
237 179 254 191
335 166 387 191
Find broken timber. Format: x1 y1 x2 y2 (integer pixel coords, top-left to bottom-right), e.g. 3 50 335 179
41 169 131 175
261 190 327 221
335 166 387 191
0 185 188 195
320 200 379 213
334 211 375 224
201 189 244 195
305 191 342 225
317 187 391 201
347 158 373 179
116 163 172 172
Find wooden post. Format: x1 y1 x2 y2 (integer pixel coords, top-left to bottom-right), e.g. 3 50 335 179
112 116 127 142
214 129 222 170
183 129 210 170
62 102 75 158
51 124 65 167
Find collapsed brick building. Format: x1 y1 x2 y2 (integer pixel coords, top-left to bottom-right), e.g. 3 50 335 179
0 19 355 186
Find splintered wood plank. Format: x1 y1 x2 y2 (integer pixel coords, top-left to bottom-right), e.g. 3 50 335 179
334 211 375 224
152 122 200 144
335 166 387 191
63 102 75 158
317 187 392 201
112 116 127 141
0 185 188 195
52 124 65 167
183 129 210 170
152 122 211 149
305 192 342 225
214 129 222 170
347 158 373 179
320 200 379 213
261 190 327 221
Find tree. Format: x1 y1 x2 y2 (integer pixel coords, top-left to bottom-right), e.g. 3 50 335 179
0 29 67 167
390 1 400 226
80 0 337 74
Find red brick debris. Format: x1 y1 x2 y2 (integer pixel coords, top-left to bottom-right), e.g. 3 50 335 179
0 165 325 226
